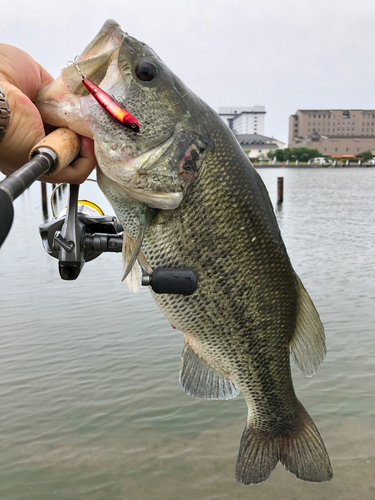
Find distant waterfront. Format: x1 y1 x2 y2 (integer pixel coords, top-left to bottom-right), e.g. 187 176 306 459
254 161 375 168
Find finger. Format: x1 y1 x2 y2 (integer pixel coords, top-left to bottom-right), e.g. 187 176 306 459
39 136 96 184
36 61 54 90
0 46 55 174
0 44 53 98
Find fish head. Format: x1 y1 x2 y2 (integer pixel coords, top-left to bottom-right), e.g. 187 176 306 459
36 19 214 210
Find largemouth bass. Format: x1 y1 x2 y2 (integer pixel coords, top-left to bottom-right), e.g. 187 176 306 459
36 20 332 484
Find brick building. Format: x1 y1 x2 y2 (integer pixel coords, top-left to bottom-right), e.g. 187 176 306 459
289 109 375 156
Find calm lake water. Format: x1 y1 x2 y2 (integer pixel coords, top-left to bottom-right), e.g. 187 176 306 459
0 167 374 500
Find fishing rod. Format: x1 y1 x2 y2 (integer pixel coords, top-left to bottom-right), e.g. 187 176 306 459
0 130 197 295
0 128 80 248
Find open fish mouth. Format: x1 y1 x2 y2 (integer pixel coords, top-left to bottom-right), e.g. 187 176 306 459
34 19 189 211
34 20 126 138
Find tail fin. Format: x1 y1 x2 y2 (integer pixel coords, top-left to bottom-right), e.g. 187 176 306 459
235 405 332 485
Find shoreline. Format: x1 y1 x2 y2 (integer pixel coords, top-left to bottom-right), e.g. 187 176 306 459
254 162 375 168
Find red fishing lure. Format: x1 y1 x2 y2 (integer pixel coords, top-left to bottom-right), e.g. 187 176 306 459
74 62 140 132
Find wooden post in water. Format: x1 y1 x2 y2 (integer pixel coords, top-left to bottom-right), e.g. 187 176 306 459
277 177 284 204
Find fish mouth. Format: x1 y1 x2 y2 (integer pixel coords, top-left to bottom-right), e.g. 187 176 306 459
96 133 184 210
34 20 125 137
78 19 124 62
35 19 186 211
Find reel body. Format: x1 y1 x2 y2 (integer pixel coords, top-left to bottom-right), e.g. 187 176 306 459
39 183 198 295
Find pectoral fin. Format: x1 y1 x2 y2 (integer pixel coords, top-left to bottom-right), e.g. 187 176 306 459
289 276 326 377
180 337 240 400
122 206 153 283
122 234 140 293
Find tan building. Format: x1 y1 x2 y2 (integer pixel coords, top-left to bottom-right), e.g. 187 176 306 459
289 109 375 156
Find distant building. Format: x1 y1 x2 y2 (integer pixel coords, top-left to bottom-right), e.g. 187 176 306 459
218 106 284 158
235 134 285 159
289 109 375 156
219 106 266 135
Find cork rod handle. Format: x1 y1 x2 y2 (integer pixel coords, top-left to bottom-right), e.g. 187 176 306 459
29 128 81 174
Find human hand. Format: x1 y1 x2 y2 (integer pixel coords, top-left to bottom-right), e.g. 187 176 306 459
0 44 96 183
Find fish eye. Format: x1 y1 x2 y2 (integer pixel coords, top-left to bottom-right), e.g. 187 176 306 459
136 61 158 81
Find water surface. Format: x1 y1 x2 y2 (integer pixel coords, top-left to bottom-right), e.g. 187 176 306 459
0 168 374 499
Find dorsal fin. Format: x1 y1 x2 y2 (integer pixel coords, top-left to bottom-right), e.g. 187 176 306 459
290 276 326 377
180 338 240 400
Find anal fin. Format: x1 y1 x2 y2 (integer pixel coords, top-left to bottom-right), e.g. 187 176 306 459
180 339 240 400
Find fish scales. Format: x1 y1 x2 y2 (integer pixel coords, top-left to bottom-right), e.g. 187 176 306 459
144 122 300 426
35 19 332 485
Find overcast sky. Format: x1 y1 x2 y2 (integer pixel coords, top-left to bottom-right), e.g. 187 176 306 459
3 0 375 144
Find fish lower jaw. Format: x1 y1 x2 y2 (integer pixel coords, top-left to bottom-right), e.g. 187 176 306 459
97 163 182 211
126 188 183 209
96 138 184 209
